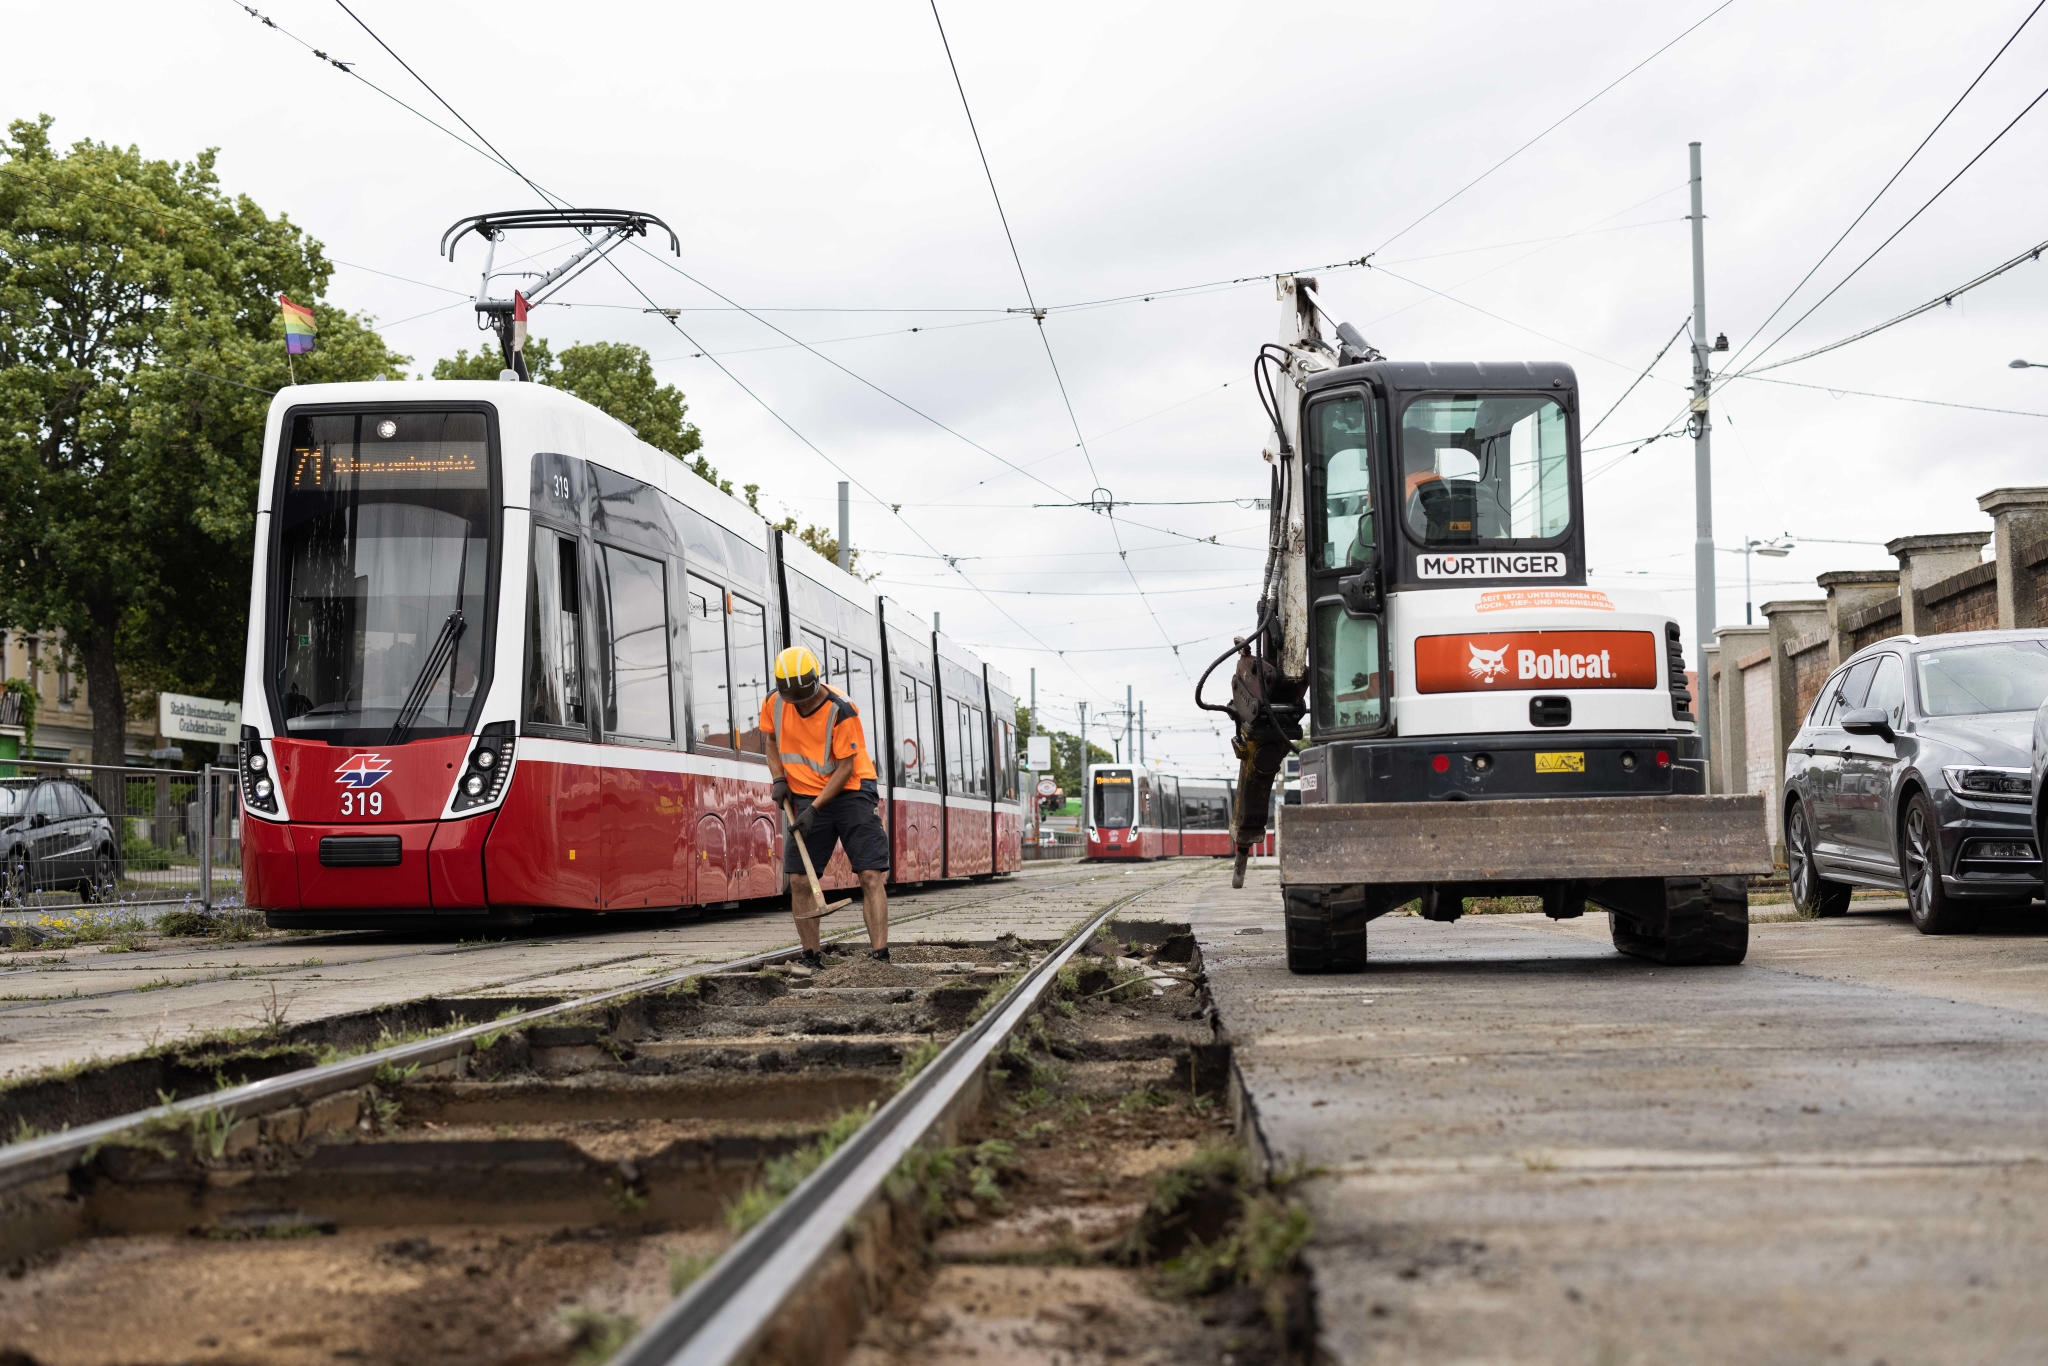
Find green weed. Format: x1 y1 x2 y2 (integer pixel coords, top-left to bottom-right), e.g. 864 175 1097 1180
725 1107 873 1233
668 1250 716 1295
898 1036 943 1082
560 1307 638 1366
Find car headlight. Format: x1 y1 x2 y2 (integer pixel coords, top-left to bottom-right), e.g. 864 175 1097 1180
1942 765 2032 803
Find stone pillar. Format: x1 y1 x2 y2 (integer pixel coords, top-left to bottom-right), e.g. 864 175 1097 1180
1816 569 1899 666
1701 644 1720 791
1887 532 1991 636
1976 488 2048 628
1760 601 1825 860
1712 626 1767 797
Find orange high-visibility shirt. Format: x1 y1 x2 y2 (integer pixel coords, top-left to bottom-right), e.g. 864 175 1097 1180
760 687 878 796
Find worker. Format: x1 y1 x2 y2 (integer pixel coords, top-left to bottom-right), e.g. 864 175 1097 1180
762 645 890 970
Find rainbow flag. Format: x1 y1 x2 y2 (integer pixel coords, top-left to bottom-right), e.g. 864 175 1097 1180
280 295 317 355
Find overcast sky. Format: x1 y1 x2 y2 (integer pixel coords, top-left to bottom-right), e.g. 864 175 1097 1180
11 0 2048 771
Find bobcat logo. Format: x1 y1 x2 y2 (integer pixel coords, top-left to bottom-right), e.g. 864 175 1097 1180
1467 643 1509 683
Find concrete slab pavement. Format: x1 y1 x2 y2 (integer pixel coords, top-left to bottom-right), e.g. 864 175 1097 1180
0 859 1202 1083
1181 867 2048 1364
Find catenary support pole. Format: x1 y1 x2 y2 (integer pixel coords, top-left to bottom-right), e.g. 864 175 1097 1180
1138 700 1145 766
836 482 850 573
1125 685 1133 768
1689 141 1717 778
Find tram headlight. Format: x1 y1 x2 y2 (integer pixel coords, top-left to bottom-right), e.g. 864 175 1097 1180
240 724 280 815
450 721 516 813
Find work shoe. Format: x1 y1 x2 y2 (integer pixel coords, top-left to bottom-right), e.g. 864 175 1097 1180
800 949 826 971
868 946 890 963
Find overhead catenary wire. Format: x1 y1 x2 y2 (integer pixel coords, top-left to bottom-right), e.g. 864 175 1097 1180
1721 0 2048 378
1732 236 2048 377
927 0 1193 680
1370 1 1735 255
1732 75 2048 377
263 0 1141 713
1584 318 1692 440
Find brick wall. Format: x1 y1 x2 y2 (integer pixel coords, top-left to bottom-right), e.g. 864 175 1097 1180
1844 596 1902 654
1789 637 1830 722
2018 537 2048 629
1921 561 1999 635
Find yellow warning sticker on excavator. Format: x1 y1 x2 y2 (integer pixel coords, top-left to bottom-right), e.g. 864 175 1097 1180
1535 752 1585 774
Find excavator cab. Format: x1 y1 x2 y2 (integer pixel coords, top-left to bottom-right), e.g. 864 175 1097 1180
1204 276 1770 975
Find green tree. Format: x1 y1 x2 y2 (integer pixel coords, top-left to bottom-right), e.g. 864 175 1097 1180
768 514 871 579
434 335 748 503
0 116 406 767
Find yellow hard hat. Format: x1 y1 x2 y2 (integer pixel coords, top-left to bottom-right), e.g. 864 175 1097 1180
773 645 820 698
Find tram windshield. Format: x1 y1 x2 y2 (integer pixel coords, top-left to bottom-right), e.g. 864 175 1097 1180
273 410 495 742
1400 394 1571 548
1093 770 1134 828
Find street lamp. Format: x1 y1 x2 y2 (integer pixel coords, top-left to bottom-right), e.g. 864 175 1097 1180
1745 537 1792 624
1718 535 1794 624
2011 359 2048 369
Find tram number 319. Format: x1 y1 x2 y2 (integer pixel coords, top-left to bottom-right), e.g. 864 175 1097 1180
340 791 384 816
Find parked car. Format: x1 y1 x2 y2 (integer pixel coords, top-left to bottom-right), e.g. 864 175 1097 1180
0 777 122 904
1784 631 2048 932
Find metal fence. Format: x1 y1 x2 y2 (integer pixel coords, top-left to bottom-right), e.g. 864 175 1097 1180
0 759 241 915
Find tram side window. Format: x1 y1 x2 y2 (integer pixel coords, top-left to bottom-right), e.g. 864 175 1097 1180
827 641 850 701
527 531 586 728
729 596 771 755
685 573 731 748
969 706 987 797
600 546 672 741
943 697 966 792
893 676 919 787
999 720 1017 801
914 680 938 788
849 652 878 767
801 629 829 679
1139 777 1155 827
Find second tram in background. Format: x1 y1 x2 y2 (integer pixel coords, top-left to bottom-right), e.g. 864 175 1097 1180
1084 763 1277 862
237 380 1021 929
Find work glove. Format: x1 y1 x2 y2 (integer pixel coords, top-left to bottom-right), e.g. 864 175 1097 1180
770 777 790 806
790 804 818 837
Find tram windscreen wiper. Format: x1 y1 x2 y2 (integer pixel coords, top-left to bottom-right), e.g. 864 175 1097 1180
386 610 465 745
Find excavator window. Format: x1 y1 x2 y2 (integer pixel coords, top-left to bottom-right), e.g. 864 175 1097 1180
1311 396 1375 571
1399 395 1570 547
1313 603 1383 733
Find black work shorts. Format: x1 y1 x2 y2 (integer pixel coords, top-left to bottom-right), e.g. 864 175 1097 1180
786 782 892 875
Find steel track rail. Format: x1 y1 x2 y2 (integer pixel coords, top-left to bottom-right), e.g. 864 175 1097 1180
612 877 1179 1366
0 939 808 1195
0 867 1114 1196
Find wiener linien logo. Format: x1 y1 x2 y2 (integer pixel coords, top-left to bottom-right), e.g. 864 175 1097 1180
334 753 393 790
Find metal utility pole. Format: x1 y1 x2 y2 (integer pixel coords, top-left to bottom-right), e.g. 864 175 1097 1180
1138 700 1145 766
836 482 850 573
1125 685 1134 768
1078 702 1088 780
1688 141 1717 774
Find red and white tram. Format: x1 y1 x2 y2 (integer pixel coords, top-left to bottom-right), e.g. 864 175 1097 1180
1084 764 1278 862
238 381 1021 928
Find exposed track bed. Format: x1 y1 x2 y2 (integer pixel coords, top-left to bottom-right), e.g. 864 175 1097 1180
0 863 1304 1366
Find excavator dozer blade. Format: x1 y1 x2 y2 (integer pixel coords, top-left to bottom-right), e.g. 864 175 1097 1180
1279 795 1773 885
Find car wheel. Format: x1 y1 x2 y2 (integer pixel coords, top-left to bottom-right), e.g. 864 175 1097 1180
1787 802 1852 917
79 848 117 904
1901 790 1972 934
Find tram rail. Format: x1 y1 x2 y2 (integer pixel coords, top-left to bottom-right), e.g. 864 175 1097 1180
0 865 1221 1364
